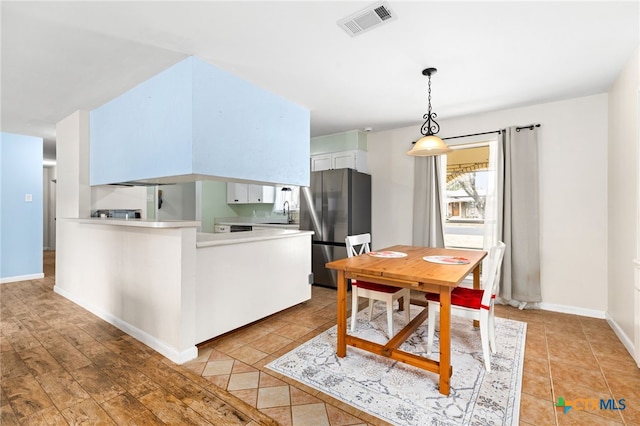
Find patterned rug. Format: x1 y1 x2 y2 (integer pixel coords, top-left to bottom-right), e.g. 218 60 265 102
267 304 526 426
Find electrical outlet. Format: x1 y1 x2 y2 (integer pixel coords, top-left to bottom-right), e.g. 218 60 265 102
25 194 32 202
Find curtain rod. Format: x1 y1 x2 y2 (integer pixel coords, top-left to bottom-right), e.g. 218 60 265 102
410 130 500 144
442 130 500 141
444 124 541 140
411 123 541 144
515 123 541 132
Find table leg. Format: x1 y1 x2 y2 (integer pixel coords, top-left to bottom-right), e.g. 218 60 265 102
337 270 347 357
439 286 451 395
473 265 481 328
473 265 480 290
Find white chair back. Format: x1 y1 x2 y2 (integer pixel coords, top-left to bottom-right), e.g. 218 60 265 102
481 242 506 308
345 233 372 258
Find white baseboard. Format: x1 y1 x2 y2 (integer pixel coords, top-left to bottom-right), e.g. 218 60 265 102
1 273 45 284
537 301 637 367
537 302 606 319
605 312 639 367
53 285 198 364
535 260 639 368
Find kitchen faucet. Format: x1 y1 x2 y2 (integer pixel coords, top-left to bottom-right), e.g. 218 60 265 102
283 201 291 223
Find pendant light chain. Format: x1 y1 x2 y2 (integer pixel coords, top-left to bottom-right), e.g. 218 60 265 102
421 68 440 137
427 73 432 117
407 66 451 156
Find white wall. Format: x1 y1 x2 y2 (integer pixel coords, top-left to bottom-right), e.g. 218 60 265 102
156 182 196 221
368 94 609 316
367 126 416 249
55 220 198 363
43 166 57 250
56 111 90 219
607 45 639 362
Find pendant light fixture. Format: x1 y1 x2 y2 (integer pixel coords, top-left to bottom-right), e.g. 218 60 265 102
407 67 452 156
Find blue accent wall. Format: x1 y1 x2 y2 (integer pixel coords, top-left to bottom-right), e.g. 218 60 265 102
1 132 43 279
90 56 310 187
191 57 310 185
90 59 194 185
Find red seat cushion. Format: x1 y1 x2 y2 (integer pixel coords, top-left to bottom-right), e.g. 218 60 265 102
425 287 492 310
353 280 401 294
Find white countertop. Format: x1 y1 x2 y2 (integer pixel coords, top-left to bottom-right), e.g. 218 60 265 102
72 218 201 228
197 229 313 247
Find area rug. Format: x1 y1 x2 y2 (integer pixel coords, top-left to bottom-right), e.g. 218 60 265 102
266 304 526 426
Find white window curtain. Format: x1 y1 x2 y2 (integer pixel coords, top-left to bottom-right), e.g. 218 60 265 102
412 155 446 247
497 126 541 307
482 139 502 276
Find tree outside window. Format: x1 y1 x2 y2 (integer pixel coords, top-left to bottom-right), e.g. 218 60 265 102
443 145 490 249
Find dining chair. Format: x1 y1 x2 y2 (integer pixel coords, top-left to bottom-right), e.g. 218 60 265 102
425 241 506 371
345 233 410 338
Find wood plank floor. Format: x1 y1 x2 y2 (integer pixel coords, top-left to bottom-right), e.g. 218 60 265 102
1 252 277 425
1 251 639 425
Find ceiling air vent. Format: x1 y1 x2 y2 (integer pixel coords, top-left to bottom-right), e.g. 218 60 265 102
337 1 397 37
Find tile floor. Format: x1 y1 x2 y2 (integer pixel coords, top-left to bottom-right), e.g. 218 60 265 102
1 251 639 425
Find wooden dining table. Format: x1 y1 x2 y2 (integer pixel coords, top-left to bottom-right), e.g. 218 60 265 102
325 245 486 396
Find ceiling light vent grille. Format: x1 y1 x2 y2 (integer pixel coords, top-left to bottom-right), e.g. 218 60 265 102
337 1 397 37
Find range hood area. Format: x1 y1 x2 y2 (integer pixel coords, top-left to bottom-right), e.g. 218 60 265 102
107 181 162 187
90 56 310 188
107 175 220 187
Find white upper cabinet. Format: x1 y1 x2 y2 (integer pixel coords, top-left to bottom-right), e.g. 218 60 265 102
310 130 369 173
226 183 248 203
227 183 275 204
247 184 275 203
310 154 332 171
310 150 367 172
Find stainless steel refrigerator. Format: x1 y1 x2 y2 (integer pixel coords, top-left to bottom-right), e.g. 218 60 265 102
300 168 371 288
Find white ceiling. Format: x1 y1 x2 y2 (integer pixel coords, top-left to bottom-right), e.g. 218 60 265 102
2 1 638 159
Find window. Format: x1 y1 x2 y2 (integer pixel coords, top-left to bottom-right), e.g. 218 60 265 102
274 186 300 212
442 143 494 250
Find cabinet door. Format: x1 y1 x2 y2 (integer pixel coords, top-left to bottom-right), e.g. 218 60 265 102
226 183 248 204
247 185 261 203
260 185 275 203
247 184 270 203
311 154 332 171
246 185 276 203
332 152 356 170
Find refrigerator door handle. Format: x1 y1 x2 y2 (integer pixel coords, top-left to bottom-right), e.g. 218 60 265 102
302 186 323 239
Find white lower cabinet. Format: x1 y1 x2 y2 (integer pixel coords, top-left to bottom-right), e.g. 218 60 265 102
195 233 312 342
227 183 275 204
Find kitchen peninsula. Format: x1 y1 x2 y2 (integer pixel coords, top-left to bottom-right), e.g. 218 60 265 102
55 217 313 364
54 56 312 366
